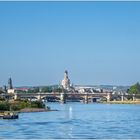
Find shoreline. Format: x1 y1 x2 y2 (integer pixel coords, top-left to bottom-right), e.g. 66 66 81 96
18 108 58 113
105 101 140 104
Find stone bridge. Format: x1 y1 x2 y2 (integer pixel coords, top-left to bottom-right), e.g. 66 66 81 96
13 92 139 103
13 92 112 103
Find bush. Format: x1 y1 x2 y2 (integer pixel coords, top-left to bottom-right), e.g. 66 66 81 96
19 101 31 109
10 104 21 111
0 100 45 111
0 102 10 111
0 97 5 101
31 101 45 108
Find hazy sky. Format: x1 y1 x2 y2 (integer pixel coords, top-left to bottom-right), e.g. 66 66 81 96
0 2 140 86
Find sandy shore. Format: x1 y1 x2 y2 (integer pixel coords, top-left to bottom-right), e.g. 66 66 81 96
106 101 140 104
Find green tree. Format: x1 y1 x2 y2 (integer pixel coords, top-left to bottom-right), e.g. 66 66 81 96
53 87 63 93
128 82 140 94
33 87 40 93
41 86 52 93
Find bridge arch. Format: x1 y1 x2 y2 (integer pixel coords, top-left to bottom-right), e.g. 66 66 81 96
41 95 60 102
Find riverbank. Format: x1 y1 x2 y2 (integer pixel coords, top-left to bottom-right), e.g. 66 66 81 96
19 108 58 113
106 101 140 104
0 100 54 113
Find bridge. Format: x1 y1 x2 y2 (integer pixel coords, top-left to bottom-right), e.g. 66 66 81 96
11 92 139 103
13 92 112 103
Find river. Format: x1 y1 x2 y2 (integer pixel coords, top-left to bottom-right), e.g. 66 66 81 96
0 103 140 139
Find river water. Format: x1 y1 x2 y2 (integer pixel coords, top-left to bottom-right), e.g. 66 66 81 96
0 103 140 139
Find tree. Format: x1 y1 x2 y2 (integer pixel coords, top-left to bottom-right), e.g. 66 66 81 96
41 86 52 93
128 82 140 94
53 87 63 93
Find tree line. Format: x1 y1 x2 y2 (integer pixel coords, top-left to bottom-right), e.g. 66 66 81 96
16 86 63 93
128 82 140 94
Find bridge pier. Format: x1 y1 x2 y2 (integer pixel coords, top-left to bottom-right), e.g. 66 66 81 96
106 93 111 102
133 94 135 101
60 93 66 104
121 94 124 101
37 94 41 101
84 93 88 104
14 93 18 100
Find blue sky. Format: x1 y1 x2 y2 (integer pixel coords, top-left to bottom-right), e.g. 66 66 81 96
0 2 140 86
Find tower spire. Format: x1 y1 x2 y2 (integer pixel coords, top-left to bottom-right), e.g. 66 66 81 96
8 77 13 89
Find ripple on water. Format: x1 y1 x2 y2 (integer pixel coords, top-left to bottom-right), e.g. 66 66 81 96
1 103 140 139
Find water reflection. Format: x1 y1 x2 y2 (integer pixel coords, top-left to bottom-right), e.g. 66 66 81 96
63 104 74 120
69 106 73 119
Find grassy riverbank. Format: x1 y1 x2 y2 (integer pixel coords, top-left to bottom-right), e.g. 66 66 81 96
0 99 51 113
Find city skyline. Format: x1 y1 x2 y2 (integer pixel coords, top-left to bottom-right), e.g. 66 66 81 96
0 2 140 86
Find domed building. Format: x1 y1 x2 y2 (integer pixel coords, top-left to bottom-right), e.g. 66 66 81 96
61 70 71 90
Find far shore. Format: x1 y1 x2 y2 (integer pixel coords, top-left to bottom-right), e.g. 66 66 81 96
105 101 140 104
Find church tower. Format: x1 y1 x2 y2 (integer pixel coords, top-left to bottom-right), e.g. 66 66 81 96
8 77 13 89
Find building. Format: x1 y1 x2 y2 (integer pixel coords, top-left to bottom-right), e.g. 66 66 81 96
7 77 15 93
7 89 15 94
8 77 13 89
61 70 71 90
